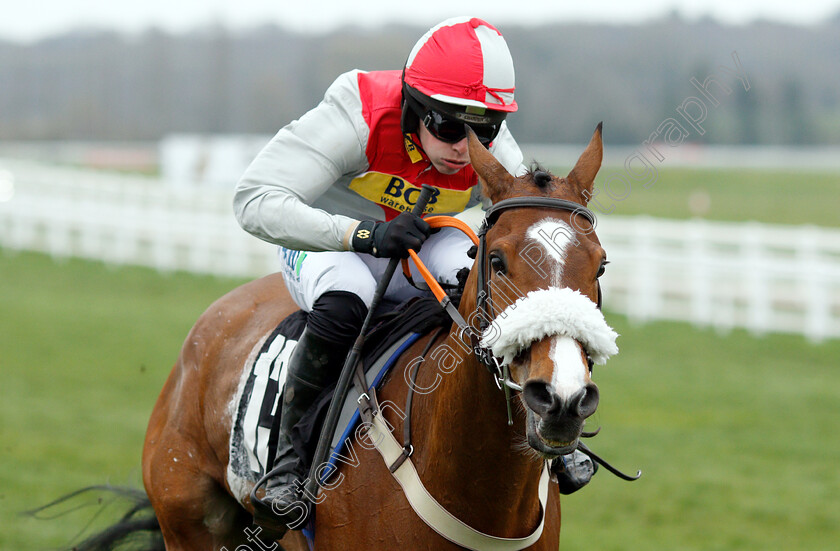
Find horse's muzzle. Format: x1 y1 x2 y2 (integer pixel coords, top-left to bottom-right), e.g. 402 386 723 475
523 381 600 458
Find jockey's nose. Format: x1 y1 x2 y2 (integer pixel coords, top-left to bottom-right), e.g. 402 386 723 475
452 137 469 154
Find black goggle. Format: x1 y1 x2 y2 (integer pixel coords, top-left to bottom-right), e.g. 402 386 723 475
421 109 500 146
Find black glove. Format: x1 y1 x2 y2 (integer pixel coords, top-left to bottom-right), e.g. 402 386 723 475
352 212 431 258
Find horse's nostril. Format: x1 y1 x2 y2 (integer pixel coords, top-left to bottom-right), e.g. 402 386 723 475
575 383 600 419
525 381 599 420
523 381 556 417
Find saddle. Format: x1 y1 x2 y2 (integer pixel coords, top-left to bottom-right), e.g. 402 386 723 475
226 296 449 500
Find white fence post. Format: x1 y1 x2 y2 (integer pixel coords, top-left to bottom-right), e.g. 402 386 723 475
799 225 831 343
687 218 711 327
743 222 771 336
628 216 657 324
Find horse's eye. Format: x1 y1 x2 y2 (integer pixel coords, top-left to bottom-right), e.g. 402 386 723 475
489 254 507 275
597 259 609 278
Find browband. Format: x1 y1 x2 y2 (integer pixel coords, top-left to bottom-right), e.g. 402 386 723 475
482 197 596 231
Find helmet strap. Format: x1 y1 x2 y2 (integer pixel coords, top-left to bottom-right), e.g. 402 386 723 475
400 64 426 162
400 98 420 135
400 65 421 135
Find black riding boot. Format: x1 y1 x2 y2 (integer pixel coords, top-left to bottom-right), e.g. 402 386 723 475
251 291 367 539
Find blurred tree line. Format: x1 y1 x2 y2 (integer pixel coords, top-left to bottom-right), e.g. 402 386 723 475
1 14 838 145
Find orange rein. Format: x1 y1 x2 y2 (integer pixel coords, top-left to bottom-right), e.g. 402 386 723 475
402 216 480 302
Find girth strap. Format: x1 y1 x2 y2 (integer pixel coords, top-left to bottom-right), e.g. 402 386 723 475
367 411 550 551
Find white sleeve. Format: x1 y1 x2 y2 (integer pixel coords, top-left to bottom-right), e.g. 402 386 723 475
453 202 486 233
233 71 369 252
490 121 527 177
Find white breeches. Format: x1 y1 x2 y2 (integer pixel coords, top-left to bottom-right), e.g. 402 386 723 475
278 227 473 311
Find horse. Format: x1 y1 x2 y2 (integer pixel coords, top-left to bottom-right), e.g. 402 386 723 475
136 124 615 550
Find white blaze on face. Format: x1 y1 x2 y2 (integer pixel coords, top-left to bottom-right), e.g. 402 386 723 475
550 336 588 400
525 219 576 286
527 219 587 398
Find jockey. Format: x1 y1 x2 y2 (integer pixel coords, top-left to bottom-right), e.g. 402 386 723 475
234 16 596 536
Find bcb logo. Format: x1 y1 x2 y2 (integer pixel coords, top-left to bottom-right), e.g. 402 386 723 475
384 177 439 207
356 229 371 239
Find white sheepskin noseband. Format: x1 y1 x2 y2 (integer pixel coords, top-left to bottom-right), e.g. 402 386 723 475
480 287 619 366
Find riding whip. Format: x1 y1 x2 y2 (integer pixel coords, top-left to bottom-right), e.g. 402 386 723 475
302 184 436 506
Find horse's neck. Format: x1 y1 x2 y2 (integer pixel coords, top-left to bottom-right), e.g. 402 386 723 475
407 326 545 534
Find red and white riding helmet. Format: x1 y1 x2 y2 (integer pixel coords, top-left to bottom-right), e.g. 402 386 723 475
404 16 517 113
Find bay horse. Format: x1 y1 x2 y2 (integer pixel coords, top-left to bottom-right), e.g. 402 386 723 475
140 124 615 550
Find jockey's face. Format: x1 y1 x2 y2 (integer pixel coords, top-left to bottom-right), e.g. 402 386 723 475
417 123 470 175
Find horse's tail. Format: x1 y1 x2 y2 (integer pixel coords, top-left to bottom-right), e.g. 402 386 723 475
25 485 164 551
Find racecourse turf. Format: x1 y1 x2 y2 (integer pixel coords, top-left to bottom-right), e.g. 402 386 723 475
1 249 838 550
575 167 840 228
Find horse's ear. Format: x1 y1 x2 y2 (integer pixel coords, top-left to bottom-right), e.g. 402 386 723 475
467 126 514 203
567 122 604 205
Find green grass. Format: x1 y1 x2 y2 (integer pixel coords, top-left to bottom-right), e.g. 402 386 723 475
581 167 840 227
560 319 840 550
0 250 249 550
2 250 840 550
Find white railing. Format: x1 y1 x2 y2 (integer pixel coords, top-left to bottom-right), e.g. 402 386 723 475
0 159 278 278
2 159 839 341
597 216 840 342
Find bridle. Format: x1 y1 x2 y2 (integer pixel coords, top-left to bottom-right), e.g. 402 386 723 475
465 197 600 419
427 196 639 481
475 196 600 350
398 195 600 460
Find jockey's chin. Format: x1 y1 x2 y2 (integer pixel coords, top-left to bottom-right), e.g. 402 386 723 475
417 124 471 175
